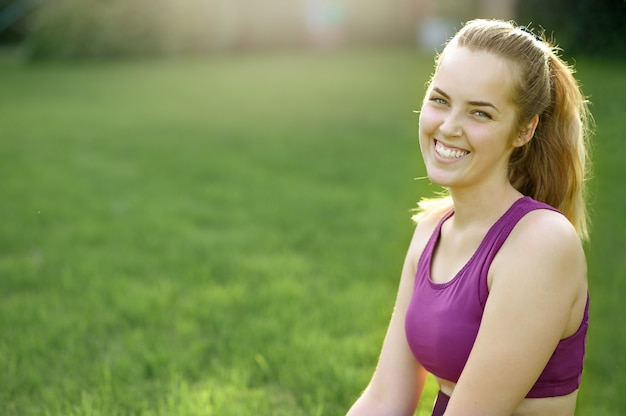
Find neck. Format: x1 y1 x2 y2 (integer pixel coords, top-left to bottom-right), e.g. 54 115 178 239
448 184 524 230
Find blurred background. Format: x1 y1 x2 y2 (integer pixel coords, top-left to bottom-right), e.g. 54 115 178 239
1 1 625 416
0 0 624 59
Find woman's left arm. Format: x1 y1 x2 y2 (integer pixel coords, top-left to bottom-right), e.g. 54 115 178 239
445 210 587 416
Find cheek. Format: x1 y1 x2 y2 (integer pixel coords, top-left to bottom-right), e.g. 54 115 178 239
418 110 442 158
418 107 438 137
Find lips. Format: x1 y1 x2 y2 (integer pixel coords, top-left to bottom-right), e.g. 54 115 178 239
435 140 469 159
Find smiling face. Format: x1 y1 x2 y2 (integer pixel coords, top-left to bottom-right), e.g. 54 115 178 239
419 46 527 194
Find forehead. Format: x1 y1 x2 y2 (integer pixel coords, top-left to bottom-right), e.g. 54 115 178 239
433 46 518 104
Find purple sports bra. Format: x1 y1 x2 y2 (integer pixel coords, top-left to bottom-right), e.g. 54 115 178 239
404 197 589 398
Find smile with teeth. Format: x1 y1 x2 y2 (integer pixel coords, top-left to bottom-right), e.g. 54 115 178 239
435 140 469 159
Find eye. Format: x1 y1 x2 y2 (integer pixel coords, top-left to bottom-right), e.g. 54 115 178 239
473 110 492 119
430 97 448 106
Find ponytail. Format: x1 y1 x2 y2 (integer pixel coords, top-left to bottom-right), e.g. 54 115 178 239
509 51 592 239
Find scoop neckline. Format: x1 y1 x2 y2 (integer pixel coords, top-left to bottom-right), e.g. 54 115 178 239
426 196 529 288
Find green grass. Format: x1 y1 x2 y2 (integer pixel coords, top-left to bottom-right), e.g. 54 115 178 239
0 49 624 415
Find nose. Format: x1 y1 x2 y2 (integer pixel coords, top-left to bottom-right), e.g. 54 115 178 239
439 111 463 138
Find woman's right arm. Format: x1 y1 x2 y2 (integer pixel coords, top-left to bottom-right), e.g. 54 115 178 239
346 219 435 416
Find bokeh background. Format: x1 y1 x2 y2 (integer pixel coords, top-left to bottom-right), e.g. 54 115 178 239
2 0 625 58
1 0 624 415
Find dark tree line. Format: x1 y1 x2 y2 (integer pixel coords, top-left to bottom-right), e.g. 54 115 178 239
516 0 625 57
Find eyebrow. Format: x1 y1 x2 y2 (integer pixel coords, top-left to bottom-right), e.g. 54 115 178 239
432 87 500 113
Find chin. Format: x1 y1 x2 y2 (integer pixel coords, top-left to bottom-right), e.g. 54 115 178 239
426 177 453 189
424 168 454 188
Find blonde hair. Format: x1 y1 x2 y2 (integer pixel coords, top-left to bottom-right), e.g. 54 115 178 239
414 19 593 239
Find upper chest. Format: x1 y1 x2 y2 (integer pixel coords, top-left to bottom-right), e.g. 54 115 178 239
429 221 491 284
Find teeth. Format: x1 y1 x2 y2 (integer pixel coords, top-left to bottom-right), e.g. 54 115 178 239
435 141 468 159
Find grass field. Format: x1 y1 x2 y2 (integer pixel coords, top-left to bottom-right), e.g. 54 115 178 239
0 48 624 415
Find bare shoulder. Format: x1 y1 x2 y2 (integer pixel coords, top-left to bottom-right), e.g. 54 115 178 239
506 208 585 262
406 208 449 266
414 207 447 236
493 207 587 296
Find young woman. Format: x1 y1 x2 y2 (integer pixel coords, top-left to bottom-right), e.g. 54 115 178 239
346 19 592 416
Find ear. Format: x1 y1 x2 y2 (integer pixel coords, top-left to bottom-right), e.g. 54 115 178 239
513 115 539 148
